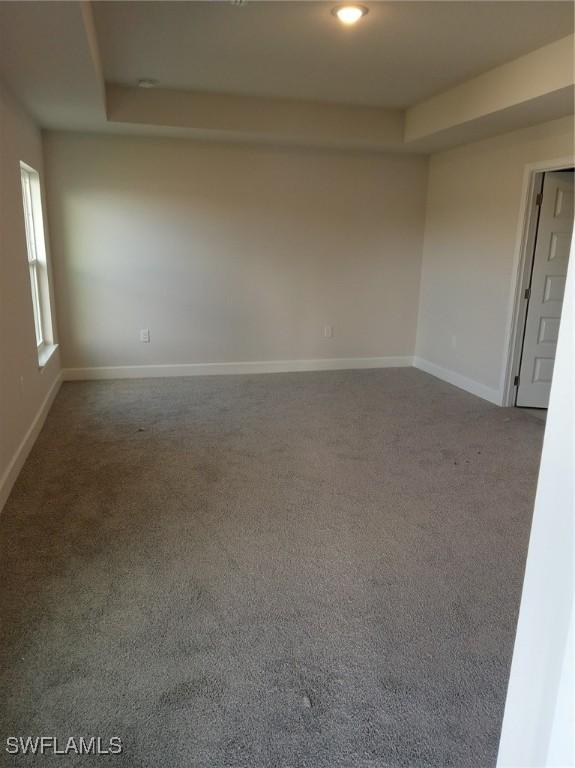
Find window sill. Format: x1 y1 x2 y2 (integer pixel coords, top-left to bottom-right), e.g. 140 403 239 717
38 343 59 369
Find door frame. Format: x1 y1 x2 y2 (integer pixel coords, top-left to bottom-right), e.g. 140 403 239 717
501 156 575 407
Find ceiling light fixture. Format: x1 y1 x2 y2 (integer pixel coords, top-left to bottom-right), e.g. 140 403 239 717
137 78 158 89
332 4 369 25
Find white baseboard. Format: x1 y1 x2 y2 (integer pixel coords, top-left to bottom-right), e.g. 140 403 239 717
62 357 503 405
0 372 63 513
63 356 414 381
413 356 503 405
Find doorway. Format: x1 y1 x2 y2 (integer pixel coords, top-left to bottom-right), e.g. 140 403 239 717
513 168 574 409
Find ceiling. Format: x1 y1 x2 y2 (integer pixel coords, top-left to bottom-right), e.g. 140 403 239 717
94 1 573 108
0 1 572 153
0 2 105 126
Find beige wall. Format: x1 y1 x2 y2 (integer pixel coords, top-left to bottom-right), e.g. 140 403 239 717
0 82 61 507
44 133 428 370
416 116 574 402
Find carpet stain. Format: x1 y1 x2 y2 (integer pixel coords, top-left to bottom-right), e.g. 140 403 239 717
160 677 224 708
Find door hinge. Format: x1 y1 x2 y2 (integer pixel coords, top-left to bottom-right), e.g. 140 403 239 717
535 192 543 206
514 375 520 386
524 287 531 300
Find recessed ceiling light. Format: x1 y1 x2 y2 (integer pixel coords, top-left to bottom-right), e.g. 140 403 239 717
137 78 158 89
332 5 369 25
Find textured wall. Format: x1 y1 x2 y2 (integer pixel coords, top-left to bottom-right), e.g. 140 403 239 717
0 82 60 505
416 116 574 397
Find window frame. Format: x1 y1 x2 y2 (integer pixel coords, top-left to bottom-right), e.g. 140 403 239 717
20 162 57 366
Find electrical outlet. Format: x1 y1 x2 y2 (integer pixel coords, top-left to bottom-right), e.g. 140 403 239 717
140 328 150 343
324 325 333 339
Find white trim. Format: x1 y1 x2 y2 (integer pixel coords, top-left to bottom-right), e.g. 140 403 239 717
63 356 414 381
38 342 59 369
413 356 502 405
0 372 62 513
503 171 544 408
501 155 575 406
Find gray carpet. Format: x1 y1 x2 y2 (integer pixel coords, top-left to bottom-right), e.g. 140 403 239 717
0 368 544 767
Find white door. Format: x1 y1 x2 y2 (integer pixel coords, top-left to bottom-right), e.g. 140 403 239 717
516 171 574 408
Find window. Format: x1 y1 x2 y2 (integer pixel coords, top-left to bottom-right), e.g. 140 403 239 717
20 162 56 366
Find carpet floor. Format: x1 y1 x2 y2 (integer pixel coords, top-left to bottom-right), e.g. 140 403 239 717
0 369 544 767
